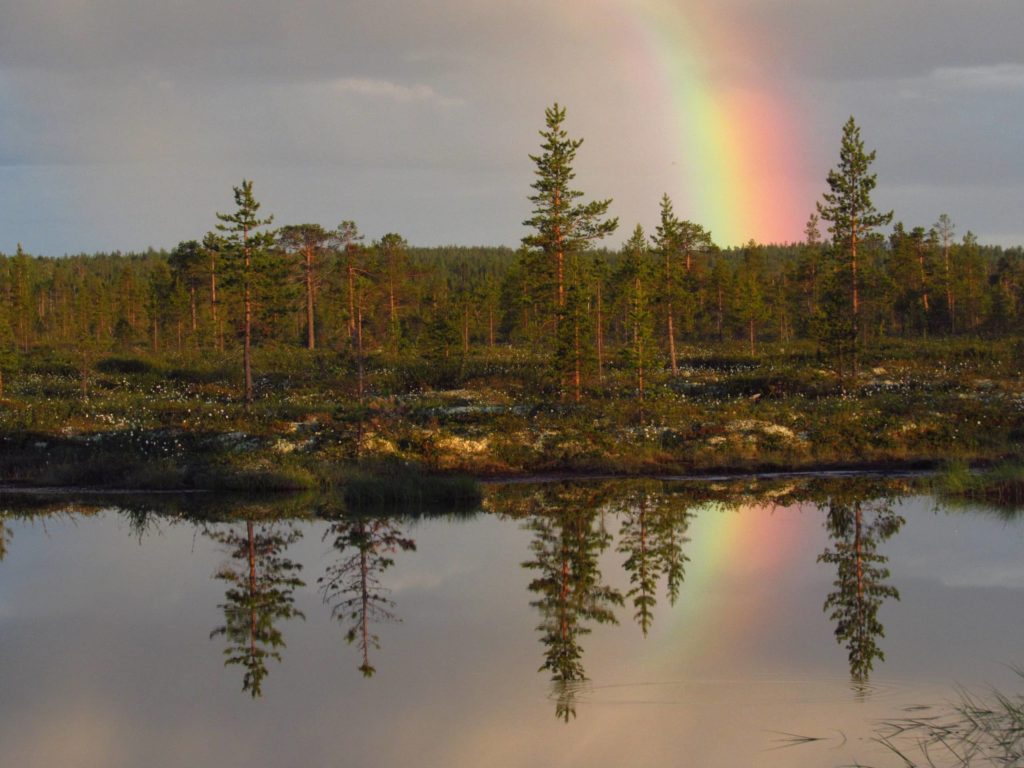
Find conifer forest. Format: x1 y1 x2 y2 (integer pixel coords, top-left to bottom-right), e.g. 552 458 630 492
1 109 1023 489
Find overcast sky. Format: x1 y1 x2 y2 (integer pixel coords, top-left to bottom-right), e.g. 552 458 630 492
1 0 1022 254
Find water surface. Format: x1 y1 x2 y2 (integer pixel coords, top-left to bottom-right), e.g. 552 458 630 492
1 477 1022 767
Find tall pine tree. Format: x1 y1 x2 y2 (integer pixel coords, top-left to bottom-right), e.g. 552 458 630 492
817 117 892 379
521 103 617 397
217 180 274 405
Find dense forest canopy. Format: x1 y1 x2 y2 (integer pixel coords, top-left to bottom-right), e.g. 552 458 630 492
1 234 1019 361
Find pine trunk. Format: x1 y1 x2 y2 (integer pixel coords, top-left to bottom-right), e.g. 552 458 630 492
635 275 645 404
388 278 398 352
356 296 365 401
716 284 724 341
944 244 955 333
665 247 678 376
918 247 930 333
347 253 356 337
210 257 222 351
243 227 253 406
851 225 859 380
573 316 582 403
595 281 604 383
306 246 316 350
667 304 678 376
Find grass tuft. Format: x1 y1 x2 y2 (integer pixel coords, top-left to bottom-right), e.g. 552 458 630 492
875 668 1024 767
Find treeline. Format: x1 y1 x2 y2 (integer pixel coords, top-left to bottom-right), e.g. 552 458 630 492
0 232 1019 362
0 240 521 361
1 108 1023 403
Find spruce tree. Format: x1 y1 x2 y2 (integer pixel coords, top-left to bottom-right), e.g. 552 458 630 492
817 117 892 378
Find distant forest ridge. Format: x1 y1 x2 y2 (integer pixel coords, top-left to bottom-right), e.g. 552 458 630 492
1 235 1022 358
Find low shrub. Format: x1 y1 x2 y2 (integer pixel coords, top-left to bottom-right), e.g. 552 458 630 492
340 463 482 509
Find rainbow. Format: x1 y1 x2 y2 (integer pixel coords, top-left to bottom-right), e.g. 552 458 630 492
656 499 815 668
608 0 810 246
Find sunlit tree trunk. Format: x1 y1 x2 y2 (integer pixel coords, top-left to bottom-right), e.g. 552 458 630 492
595 280 604 383
573 316 582 403
305 244 316 350
243 224 253 404
210 258 221 351
851 221 859 379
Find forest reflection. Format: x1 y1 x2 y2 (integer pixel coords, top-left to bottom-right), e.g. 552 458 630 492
515 484 695 719
0 474 978 714
487 477 912 718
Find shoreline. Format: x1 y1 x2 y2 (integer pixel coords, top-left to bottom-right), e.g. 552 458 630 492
0 456 943 495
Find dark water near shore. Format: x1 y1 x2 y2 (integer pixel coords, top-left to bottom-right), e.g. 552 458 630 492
1 478 1022 767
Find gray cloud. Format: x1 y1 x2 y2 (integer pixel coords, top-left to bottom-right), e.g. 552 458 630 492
930 64 1024 91
734 0 1024 81
1 0 1022 253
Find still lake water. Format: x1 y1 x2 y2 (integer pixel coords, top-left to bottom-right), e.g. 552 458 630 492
1 476 1022 767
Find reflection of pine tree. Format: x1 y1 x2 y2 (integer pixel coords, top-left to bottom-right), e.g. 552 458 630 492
523 493 623 721
619 494 657 635
818 498 903 686
318 517 415 678
615 487 692 635
209 521 305 698
654 498 691 607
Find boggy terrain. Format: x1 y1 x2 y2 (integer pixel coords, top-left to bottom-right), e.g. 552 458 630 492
1 338 1022 492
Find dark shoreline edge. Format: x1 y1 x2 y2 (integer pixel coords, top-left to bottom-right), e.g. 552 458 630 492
0 458 942 496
